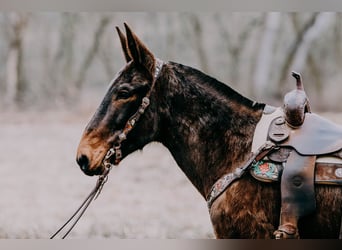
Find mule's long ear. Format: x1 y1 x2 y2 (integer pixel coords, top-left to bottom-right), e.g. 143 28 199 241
116 26 131 63
124 23 156 77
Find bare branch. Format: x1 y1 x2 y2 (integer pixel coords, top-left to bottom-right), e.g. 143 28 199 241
277 13 319 94
188 14 209 73
74 16 111 91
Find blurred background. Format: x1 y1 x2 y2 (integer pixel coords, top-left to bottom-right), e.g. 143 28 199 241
0 12 342 238
1 12 342 111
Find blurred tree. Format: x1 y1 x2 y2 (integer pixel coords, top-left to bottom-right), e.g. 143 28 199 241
98 36 116 80
253 12 281 98
164 14 176 61
4 13 29 107
276 13 319 98
290 13 335 73
335 13 342 69
71 16 111 98
215 14 263 86
188 14 209 73
0 13 341 111
291 13 322 96
50 13 78 100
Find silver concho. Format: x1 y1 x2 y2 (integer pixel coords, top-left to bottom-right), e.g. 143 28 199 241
335 168 342 178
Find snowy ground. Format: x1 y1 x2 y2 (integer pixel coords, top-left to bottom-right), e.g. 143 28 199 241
0 108 214 239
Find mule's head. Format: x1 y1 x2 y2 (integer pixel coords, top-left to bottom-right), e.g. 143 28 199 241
76 23 162 176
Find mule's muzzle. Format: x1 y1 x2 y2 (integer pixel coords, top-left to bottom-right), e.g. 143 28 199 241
77 154 103 176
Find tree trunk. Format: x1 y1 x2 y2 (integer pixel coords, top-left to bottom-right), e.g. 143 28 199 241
189 14 209 73
215 14 262 86
50 13 78 101
276 13 319 97
290 13 335 73
5 41 20 105
5 13 28 107
73 16 111 93
253 12 281 98
277 13 336 99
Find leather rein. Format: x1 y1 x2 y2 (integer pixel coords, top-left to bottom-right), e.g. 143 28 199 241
50 59 164 239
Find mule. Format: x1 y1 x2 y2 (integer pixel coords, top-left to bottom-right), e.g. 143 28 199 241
76 23 342 239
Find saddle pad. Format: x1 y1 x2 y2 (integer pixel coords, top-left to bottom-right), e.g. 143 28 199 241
250 158 342 185
270 113 342 155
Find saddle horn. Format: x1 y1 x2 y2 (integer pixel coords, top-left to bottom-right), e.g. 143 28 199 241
283 71 311 127
291 71 304 91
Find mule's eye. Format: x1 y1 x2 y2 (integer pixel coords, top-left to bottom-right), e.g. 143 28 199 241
116 89 131 99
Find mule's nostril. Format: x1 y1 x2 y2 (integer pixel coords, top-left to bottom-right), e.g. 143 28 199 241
77 154 89 171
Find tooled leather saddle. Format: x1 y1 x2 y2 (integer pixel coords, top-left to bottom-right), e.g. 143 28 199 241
251 72 342 239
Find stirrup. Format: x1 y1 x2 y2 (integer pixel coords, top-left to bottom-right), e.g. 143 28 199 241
274 223 299 239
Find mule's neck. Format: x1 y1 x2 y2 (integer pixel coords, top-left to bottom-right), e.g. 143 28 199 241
155 62 265 198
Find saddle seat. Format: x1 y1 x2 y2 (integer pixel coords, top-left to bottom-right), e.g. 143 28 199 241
269 112 342 156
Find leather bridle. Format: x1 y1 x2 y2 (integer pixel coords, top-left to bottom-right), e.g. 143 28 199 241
102 58 164 168
50 59 164 239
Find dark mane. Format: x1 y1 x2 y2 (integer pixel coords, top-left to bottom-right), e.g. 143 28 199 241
167 61 265 111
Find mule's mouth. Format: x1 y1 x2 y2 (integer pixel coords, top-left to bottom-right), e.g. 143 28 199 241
76 131 123 176
81 165 104 176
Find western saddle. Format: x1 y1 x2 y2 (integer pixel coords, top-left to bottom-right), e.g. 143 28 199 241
251 72 342 239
